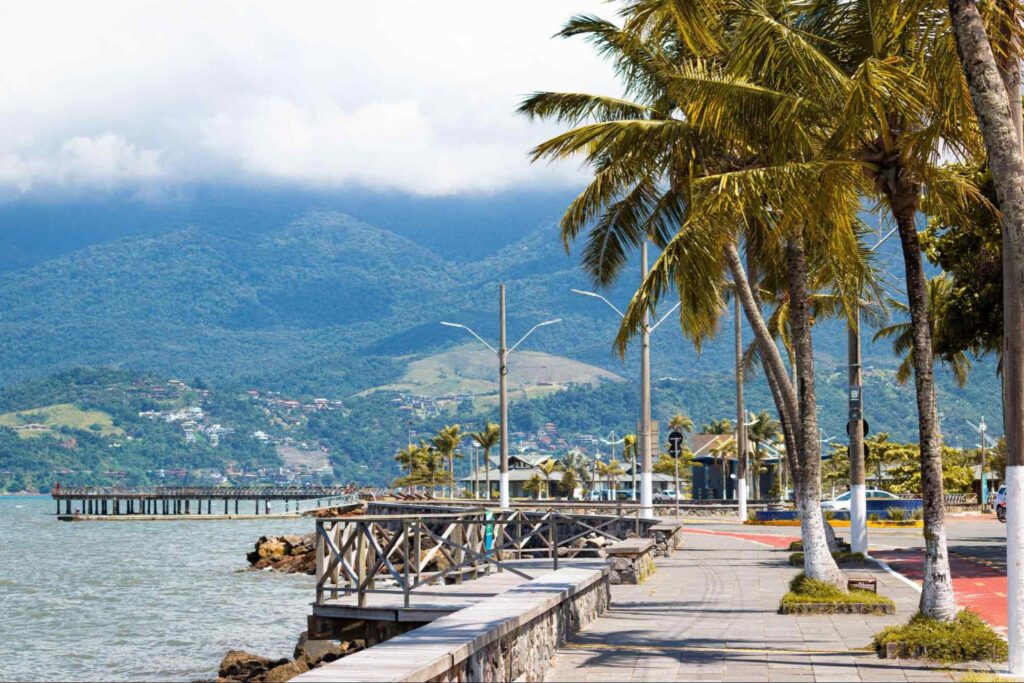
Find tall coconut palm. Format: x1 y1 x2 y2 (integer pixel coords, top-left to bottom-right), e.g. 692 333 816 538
873 276 974 388
432 425 463 499
520 3 866 589
471 423 500 501
747 410 782 500
622 433 638 501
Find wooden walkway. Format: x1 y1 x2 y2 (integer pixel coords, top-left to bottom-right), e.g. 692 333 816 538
311 558 606 624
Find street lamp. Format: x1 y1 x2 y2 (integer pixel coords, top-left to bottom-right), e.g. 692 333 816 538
572 242 680 518
968 418 998 511
848 225 899 555
441 284 561 509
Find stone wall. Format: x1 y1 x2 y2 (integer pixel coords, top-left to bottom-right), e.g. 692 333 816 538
292 567 610 683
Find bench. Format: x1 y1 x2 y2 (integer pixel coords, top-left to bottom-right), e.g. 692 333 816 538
293 566 610 683
648 521 684 556
605 538 657 584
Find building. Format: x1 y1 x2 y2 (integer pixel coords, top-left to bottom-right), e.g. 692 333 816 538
689 433 783 500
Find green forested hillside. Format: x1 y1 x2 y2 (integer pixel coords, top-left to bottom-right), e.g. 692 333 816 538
0 191 1005 490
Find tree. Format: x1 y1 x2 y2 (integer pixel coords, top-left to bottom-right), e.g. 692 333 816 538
431 424 462 498
622 433 638 500
538 460 558 500
597 459 625 498
873 276 974 388
701 419 733 435
524 473 545 500
559 467 580 499
471 422 500 501
747 410 781 500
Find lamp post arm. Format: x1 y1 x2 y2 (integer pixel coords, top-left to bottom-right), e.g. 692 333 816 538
440 322 497 354
571 289 625 318
509 319 562 353
649 301 682 333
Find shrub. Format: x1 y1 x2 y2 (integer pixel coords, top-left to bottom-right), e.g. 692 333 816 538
782 573 894 606
823 509 837 521
788 540 803 551
872 611 1008 663
789 551 865 567
887 507 907 522
868 512 881 522
910 508 924 521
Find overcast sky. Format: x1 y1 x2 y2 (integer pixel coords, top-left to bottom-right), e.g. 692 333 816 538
0 1 620 198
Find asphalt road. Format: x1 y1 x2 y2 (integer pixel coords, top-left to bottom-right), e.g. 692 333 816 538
695 513 1008 571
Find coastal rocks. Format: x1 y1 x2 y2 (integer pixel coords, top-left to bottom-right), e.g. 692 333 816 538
216 633 357 683
247 535 316 575
217 650 288 682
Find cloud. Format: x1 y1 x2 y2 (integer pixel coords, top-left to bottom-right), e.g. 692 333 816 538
0 1 617 197
0 134 164 194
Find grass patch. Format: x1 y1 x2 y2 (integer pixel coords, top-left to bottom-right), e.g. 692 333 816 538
873 611 1008 663
789 551 866 567
782 573 893 606
958 673 1014 682
0 403 123 438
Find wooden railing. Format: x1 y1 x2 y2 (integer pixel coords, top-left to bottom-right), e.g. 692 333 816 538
314 508 643 607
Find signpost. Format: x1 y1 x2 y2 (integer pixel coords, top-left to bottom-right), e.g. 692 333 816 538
668 430 684 518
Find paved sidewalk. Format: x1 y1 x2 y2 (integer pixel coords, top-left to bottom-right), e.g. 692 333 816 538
544 531 979 682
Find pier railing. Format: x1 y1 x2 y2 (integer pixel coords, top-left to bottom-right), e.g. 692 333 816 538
314 508 643 607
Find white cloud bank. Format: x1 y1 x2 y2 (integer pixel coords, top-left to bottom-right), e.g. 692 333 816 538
0 1 617 196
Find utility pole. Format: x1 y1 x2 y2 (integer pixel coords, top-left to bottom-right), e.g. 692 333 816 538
848 306 867 554
848 225 897 556
499 285 509 508
639 242 653 517
735 293 747 521
968 417 992 512
441 285 559 510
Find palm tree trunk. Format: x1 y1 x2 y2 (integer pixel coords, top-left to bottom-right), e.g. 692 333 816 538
724 243 800 440
485 448 492 501
786 232 845 588
888 183 958 620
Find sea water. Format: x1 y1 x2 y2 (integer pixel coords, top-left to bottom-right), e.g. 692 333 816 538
0 496 314 681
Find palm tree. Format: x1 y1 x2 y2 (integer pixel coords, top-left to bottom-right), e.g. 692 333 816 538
701 419 733 435
524 473 545 500
420 446 449 496
746 410 781 500
874 276 973 388
668 413 694 500
431 425 463 499
471 423 500 501
597 459 625 499
520 3 864 589
538 460 558 500
622 433 638 501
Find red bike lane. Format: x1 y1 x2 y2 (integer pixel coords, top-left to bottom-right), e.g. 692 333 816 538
866 549 1007 631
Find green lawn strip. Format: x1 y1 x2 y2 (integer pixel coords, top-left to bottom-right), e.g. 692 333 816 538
872 611 1007 663
780 574 895 615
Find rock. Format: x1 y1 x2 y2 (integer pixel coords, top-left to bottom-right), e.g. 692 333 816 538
258 540 287 559
248 534 316 574
293 631 349 666
264 660 309 683
217 650 288 681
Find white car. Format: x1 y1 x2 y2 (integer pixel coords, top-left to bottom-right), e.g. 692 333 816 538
821 488 900 511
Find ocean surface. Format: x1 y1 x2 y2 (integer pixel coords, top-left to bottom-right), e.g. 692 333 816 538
0 496 316 681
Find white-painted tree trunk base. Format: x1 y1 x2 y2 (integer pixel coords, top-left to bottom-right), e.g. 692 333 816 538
640 471 653 518
850 484 867 555
737 480 748 522
1008 466 1024 673
499 476 510 510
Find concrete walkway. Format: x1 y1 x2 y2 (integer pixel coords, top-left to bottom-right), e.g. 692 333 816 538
544 531 980 682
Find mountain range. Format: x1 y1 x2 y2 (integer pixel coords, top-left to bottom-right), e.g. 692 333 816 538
0 187 1004 487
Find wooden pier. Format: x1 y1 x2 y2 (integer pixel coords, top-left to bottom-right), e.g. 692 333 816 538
50 486 359 521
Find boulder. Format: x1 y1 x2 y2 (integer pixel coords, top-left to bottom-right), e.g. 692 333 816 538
293 631 349 667
217 650 288 681
264 659 309 683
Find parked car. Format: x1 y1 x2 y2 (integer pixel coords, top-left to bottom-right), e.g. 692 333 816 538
996 484 1007 523
654 490 681 503
820 488 900 511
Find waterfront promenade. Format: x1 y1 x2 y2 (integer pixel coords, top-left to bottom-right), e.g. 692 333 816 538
543 529 993 682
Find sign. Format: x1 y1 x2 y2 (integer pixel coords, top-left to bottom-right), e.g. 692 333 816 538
668 430 685 457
